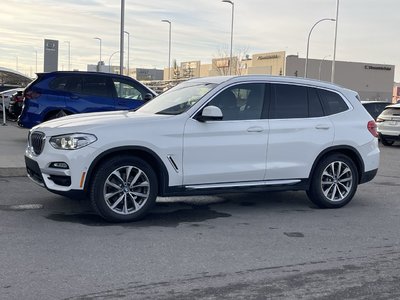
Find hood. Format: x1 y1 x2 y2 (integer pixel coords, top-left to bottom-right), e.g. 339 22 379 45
32 110 172 134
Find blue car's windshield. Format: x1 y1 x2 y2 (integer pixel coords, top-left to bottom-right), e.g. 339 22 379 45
137 81 217 115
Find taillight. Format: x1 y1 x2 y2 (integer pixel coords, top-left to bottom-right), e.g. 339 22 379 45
24 90 41 100
367 120 378 137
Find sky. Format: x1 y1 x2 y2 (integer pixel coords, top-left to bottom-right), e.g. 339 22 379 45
0 0 399 81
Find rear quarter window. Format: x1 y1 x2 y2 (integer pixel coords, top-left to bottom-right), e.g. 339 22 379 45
318 89 348 115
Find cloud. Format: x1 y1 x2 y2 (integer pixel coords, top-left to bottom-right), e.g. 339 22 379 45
0 0 398 81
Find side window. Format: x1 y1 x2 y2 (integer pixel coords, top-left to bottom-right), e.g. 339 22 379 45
49 76 69 91
270 84 308 119
207 83 265 121
112 79 146 100
318 89 348 115
308 88 324 118
81 76 112 97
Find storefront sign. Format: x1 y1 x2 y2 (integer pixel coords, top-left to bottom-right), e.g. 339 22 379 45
364 65 392 71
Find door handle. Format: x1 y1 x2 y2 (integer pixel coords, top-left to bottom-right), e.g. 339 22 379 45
247 126 264 132
315 124 330 130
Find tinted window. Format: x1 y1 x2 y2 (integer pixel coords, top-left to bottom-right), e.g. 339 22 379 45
112 79 146 100
49 76 69 91
81 76 112 97
270 84 308 119
308 88 324 118
318 89 348 115
380 107 400 117
207 83 265 121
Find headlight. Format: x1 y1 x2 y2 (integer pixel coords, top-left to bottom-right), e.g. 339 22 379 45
49 133 97 150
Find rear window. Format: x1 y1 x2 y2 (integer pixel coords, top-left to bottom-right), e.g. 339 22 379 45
381 107 400 117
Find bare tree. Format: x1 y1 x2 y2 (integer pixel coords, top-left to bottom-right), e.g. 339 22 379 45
213 46 250 76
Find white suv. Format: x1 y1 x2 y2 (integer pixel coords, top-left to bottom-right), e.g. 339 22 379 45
25 76 380 222
377 103 400 146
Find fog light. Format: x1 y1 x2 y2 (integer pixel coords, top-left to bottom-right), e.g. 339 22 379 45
49 162 69 169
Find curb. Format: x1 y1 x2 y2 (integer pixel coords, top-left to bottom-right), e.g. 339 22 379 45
0 167 27 177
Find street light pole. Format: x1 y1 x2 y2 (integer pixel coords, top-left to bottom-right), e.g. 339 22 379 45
305 18 335 78
64 41 71 71
34 50 38 73
331 0 340 83
120 0 125 75
222 0 234 75
161 19 172 80
124 31 130 76
93 37 102 71
109 51 119 73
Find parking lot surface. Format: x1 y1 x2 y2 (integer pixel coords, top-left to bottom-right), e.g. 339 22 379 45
0 133 400 298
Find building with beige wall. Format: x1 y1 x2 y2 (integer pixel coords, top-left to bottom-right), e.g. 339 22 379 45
159 51 394 101
285 55 395 101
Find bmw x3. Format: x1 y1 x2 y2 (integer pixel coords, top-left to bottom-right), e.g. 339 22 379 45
25 75 380 222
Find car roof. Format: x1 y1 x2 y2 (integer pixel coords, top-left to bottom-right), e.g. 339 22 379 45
187 75 349 92
36 71 132 79
361 101 390 104
384 103 400 109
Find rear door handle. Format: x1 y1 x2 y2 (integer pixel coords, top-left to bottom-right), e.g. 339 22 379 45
247 126 264 132
315 124 330 130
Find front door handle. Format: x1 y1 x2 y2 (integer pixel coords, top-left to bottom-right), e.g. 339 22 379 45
315 124 330 130
247 126 264 132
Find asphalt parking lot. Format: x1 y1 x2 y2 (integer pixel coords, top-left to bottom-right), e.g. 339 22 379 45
1 121 400 299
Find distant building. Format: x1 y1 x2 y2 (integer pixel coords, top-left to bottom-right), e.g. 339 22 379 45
131 68 163 81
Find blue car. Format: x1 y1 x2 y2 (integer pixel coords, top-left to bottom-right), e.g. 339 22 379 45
18 71 156 128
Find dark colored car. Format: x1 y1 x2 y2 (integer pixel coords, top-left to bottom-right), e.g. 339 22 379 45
18 71 156 128
8 90 24 119
361 101 389 120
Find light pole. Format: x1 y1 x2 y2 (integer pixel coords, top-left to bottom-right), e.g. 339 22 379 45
64 41 71 71
34 50 38 73
124 31 130 76
331 0 339 83
109 51 119 73
305 18 335 78
93 37 102 71
222 0 234 75
161 19 172 80
318 55 331 80
120 0 125 75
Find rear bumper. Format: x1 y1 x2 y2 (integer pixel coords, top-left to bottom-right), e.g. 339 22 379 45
379 133 400 141
359 168 378 184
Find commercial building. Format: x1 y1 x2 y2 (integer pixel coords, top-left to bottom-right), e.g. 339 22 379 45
168 51 395 102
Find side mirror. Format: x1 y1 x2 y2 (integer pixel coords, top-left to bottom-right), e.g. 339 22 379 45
144 93 154 101
196 105 223 122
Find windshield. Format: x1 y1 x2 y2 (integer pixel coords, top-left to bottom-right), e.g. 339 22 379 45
137 81 217 115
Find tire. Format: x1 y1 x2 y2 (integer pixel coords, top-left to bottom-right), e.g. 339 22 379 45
90 156 158 222
380 136 394 146
307 154 358 208
45 110 68 121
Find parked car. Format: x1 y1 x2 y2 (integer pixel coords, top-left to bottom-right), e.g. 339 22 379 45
0 88 24 112
361 100 389 120
376 103 400 146
18 71 156 128
8 90 24 119
25 75 379 222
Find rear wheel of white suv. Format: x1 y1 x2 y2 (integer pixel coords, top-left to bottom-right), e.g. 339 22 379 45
307 154 358 208
90 156 158 222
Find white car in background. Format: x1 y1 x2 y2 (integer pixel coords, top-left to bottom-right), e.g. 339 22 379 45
377 103 400 146
25 75 380 222
0 88 24 112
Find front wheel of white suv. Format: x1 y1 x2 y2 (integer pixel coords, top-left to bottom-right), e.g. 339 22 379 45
90 156 158 222
307 154 358 208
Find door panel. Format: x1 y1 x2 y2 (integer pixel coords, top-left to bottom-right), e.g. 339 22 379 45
183 83 269 185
